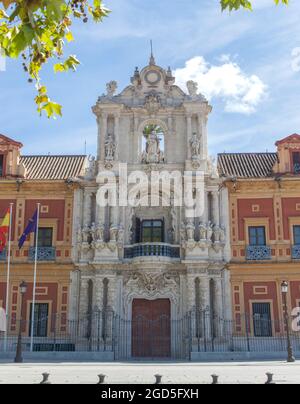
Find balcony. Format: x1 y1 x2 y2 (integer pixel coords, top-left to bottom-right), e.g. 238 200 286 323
124 243 180 260
29 247 56 261
246 245 272 261
292 245 300 260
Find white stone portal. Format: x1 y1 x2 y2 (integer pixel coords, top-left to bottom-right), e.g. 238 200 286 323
70 54 231 358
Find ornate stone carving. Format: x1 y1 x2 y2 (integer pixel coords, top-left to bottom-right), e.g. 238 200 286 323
106 80 118 97
144 93 161 114
141 130 164 164
190 133 201 160
105 134 116 162
186 80 198 97
85 155 96 178
125 271 180 299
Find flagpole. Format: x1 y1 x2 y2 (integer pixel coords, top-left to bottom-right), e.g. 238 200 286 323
4 203 13 352
30 203 40 352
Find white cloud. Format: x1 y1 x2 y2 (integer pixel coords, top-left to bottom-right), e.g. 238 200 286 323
291 47 300 73
174 56 267 114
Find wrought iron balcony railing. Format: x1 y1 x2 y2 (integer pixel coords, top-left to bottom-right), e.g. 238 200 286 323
292 245 300 260
0 248 7 261
246 245 272 261
124 243 180 260
29 247 56 261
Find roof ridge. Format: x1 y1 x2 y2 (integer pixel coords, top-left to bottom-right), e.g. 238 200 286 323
20 154 87 158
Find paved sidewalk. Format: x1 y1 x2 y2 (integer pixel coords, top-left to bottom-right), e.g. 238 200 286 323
0 361 299 384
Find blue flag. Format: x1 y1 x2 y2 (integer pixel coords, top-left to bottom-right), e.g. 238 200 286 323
18 209 38 249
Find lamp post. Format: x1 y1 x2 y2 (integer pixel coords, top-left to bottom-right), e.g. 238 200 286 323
281 281 295 363
14 281 27 363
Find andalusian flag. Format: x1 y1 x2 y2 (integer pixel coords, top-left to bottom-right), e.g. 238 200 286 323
0 209 10 253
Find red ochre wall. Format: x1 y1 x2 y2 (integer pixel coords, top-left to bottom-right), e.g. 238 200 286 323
237 198 276 241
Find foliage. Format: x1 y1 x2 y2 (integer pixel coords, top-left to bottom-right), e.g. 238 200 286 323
0 0 109 118
220 0 289 12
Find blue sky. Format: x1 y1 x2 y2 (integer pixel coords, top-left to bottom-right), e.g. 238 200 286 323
0 0 300 157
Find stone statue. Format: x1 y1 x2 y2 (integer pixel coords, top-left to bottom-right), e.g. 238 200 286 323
96 223 105 242
186 80 198 97
106 80 118 97
207 222 213 241
118 224 125 245
81 224 90 243
199 223 207 240
85 155 96 178
208 156 219 178
105 134 116 161
190 133 201 159
213 225 221 243
186 220 195 241
220 226 226 243
90 222 97 241
110 225 118 242
180 222 186 243
142 130 164 164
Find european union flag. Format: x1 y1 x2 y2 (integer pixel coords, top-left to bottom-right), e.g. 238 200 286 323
18 209 38 249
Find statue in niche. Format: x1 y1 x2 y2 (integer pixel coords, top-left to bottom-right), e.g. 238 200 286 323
105 134 116 161
106 80 118 97
213 225 222 243
186 80 198 97
207 222 213 241
190 133 201 159
96 223 105 242
186 220 195 241
199 223 207 240
90 222 97 241
81 224 90 243
142 130 164 164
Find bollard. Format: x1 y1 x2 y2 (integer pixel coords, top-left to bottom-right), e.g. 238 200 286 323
265 373 276 385
97 374 106 384
211 374 219 385
40 373 51 385
154 374 162 384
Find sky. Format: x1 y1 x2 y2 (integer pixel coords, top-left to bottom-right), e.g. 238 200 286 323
0 0 300 157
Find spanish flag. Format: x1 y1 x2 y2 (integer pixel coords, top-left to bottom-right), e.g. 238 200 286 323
0 209 10 253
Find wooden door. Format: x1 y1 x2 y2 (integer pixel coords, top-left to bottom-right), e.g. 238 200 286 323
132 299 171 358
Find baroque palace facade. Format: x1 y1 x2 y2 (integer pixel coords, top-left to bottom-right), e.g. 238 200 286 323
219 134 300 337
0 56 299 359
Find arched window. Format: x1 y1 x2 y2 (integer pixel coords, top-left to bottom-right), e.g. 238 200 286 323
141 124 165 164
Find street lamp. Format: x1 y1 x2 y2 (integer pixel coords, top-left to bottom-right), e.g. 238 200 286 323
14 281 27 363
281 281 296 363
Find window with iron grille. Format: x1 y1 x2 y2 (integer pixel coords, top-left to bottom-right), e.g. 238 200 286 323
29 303 49 337
249 226 266 246
252 302 272 337
294 225 300 245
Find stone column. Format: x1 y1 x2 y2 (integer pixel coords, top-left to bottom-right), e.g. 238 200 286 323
200 276 211 338
212 191 220 227
100 113 108 161
114 113 120 161
197 113 204 160
186 114 192 160
83 190 92 226
214 277 224 336
201 115 208 161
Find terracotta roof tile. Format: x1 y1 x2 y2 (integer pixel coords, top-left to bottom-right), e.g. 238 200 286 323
20 155 87 180
218 153 278 178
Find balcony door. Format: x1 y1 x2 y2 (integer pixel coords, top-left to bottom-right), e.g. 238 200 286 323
249 226 266 246
140 220 164 243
